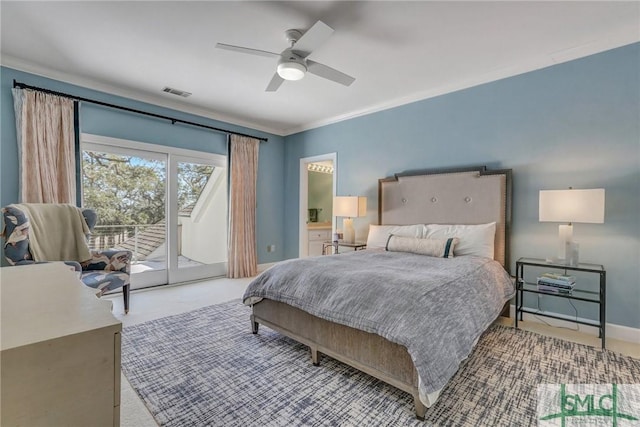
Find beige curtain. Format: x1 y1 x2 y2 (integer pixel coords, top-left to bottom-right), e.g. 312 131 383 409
228 134 259 278
12 88 76 203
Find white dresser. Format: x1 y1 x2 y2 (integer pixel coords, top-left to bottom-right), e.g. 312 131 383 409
1 263 122 427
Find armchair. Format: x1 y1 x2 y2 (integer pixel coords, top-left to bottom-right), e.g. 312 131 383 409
2 204 132 313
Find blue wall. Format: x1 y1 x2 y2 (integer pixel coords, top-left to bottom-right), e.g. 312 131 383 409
2 43 638 328
284 43 640 329
0 67 285 264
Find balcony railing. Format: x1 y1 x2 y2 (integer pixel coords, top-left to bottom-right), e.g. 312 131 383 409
90 224 165 263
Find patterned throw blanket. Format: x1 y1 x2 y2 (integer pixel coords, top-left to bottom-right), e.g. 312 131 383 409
243 250 515 402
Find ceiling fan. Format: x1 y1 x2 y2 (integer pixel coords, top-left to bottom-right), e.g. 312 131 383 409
216 20 355 92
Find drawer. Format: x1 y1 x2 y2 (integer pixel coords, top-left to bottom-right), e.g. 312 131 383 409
308 229 331 241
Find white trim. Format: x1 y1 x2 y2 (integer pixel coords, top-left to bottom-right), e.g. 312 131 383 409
2 54 281 136
82 142 166 162
258 262 278 273
299 153 337 258
168 155 179 278
281 35 640 136
510 305 640 345
82 133 226 166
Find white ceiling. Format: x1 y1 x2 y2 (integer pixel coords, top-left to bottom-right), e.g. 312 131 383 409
1 1 638 136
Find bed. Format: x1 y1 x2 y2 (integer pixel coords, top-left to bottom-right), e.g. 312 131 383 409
243 166 514 419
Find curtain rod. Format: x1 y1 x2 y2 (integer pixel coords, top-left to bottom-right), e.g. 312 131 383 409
12 80 268 142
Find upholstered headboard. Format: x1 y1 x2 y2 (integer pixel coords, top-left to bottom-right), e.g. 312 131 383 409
378 166 512 270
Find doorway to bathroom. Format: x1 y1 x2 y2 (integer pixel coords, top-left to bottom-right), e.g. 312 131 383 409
299 153 337 258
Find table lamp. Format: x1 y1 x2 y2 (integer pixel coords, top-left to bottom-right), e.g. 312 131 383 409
333 196 367 244
539 188 605 265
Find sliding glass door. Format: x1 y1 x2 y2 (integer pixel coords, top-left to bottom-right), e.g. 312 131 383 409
82 134 227 289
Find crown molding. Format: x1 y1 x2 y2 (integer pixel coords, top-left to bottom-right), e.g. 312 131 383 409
282 33 640 136
3 28 638 139
0 54 284 137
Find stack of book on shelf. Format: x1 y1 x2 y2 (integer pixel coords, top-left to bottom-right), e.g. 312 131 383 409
536 272 576 294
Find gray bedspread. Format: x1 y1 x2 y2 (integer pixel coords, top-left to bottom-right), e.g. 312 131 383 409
242 250 515 395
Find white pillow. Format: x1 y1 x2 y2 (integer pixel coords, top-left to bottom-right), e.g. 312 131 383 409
386 235 458 258
366 224 424 249
425 222 496 259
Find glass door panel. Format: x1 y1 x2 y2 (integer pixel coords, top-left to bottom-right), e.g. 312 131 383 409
82 146 168 289
170 156 227 283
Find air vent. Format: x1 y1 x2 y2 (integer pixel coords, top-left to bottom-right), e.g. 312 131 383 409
162 87 192 98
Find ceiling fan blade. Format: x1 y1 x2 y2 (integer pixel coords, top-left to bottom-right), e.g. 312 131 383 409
215 43 279 59
307 60 355 87
291 20 334 58
265 73 284 92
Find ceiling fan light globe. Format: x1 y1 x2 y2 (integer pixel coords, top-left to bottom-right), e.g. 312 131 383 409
277 61 306 81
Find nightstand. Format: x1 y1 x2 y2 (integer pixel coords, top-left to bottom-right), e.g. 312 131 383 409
322 241 366 255
515 257 606 348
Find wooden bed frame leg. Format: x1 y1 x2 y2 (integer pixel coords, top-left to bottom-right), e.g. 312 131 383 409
311 347 320 366
250 315 259 334
414 396 427 421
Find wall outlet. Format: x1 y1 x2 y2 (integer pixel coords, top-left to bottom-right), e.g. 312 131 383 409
267 245 276 253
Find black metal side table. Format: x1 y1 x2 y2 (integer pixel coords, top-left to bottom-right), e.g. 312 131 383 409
515 257 606 348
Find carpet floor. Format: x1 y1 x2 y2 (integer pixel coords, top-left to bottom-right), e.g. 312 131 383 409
121 300 640 426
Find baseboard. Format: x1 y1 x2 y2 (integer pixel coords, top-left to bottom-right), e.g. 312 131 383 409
257 262 278 273
510 304 640 345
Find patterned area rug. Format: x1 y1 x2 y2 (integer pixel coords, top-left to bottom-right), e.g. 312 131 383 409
121 300 639 426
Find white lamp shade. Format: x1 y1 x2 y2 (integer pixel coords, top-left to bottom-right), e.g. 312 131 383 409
333 196 367 218
539 189 605 224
